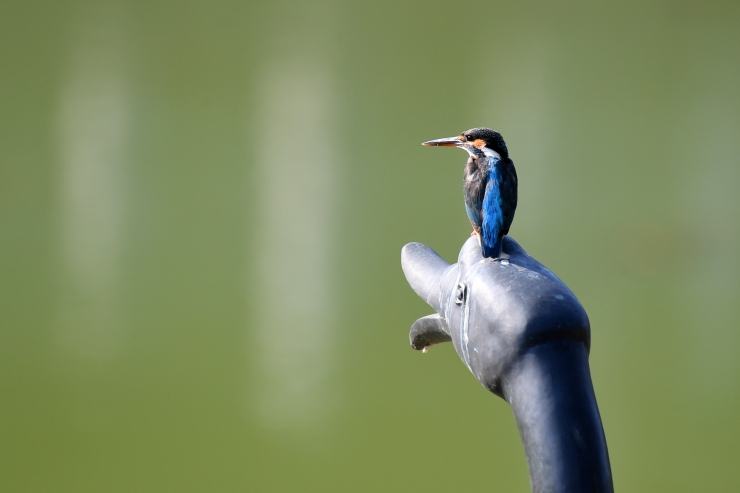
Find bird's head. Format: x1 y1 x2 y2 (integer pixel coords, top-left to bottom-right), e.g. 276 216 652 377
422 127 508 159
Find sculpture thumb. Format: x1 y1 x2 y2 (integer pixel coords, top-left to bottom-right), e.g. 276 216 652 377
400 242 452 314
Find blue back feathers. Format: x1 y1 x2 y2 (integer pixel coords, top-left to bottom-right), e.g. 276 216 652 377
481 158 505 258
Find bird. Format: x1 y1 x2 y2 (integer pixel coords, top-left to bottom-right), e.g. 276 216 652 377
422 128 517 259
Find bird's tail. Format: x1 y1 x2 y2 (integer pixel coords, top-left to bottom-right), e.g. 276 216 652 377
481 235 503 259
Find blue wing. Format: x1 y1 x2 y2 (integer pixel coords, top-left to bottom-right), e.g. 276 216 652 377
481 164 505 258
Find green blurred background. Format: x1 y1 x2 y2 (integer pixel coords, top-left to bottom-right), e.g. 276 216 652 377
2 1 740 491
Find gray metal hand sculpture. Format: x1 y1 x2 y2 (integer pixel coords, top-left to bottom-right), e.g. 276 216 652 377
402 236 614 493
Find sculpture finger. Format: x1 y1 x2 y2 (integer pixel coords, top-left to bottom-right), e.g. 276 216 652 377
409 314 451 352
401 242 452 313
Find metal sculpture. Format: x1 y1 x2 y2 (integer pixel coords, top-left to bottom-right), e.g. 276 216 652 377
402 235 613 493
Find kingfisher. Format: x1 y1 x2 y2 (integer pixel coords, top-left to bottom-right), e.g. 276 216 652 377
422 128 517 259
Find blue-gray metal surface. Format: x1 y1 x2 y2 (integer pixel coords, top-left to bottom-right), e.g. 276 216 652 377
402 236 613 493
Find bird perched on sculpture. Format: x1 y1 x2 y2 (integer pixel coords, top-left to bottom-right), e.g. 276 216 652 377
423 128 517 259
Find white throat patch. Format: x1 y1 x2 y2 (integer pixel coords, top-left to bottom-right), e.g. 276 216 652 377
482 147 501 159
461 145 502 159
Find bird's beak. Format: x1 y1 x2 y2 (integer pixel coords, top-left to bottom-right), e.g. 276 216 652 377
421 136 462 147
